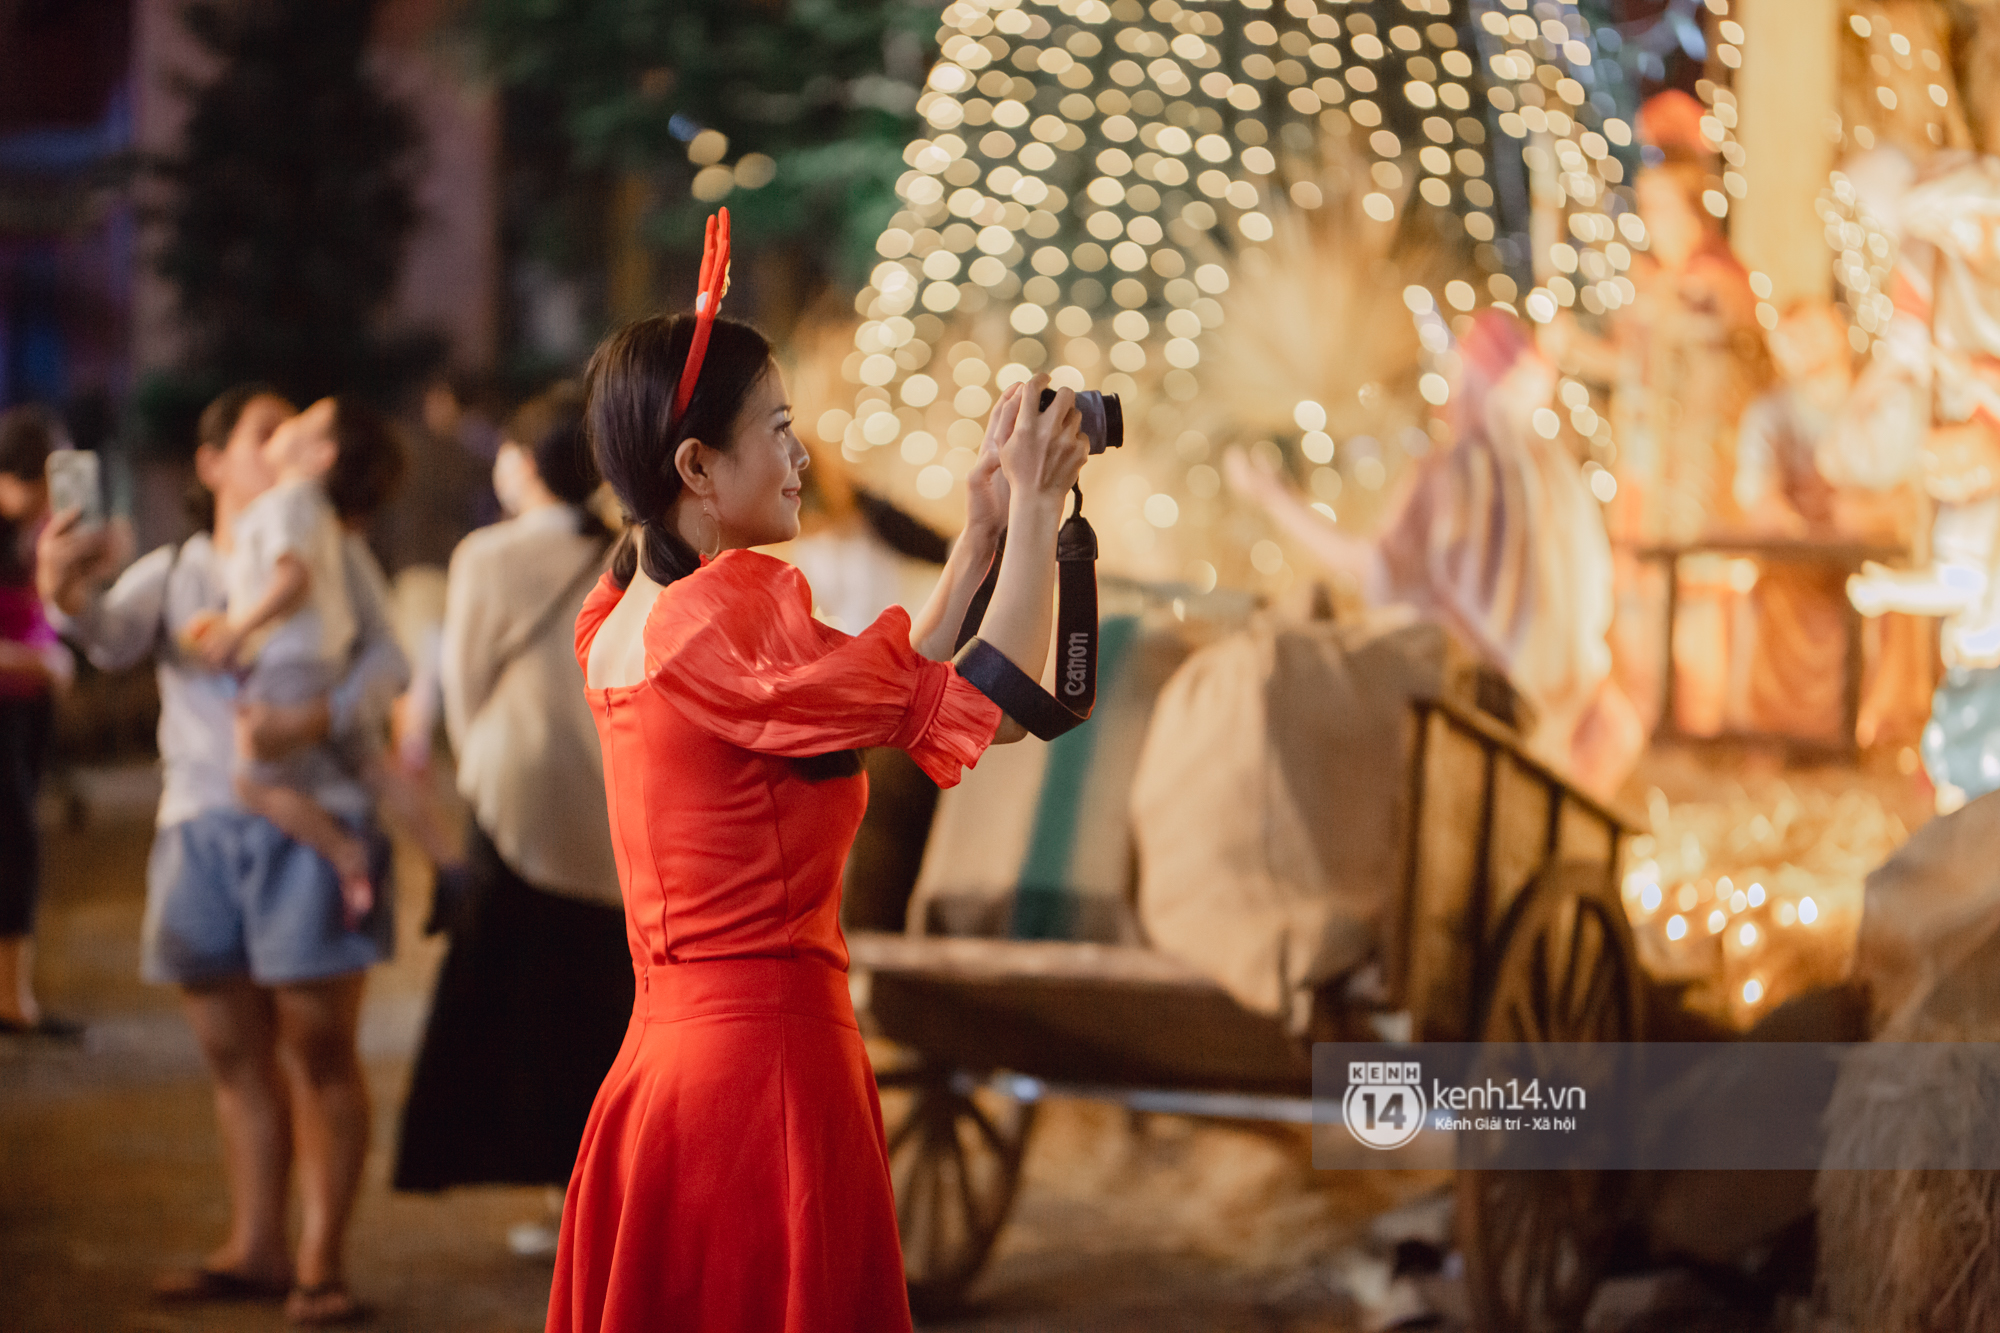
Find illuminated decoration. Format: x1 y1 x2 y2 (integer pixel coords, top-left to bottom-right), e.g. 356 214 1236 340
1833 9 1966 157
1620 781 1899 1030
1813 11 1966 357
824 0 1653 520
1816 170 1897 356
1680 0 1749 225
682 127 782 205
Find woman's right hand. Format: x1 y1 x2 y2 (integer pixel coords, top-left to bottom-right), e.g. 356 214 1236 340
999 374 1089 508
35 508 130 617
964 382 1024 544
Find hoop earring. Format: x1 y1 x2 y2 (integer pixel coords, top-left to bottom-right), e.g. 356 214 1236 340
700 502 721 559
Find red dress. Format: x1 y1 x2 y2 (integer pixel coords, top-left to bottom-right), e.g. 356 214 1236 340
549 549 1001 1333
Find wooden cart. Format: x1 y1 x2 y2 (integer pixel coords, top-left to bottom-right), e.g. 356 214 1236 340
850 696 1644 1332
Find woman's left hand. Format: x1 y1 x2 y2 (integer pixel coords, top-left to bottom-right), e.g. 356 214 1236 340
965 382 1023 544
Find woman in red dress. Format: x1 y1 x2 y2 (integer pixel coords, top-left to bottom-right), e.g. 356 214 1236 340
548 301 1088 1333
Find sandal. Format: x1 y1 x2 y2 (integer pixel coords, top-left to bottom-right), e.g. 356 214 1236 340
286 1282 372 1327
152 1266 292 1303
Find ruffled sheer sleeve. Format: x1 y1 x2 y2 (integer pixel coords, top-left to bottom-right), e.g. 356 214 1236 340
642 550 1000 787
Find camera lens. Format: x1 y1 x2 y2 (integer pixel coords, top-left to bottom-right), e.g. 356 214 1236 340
1038 388 1124 453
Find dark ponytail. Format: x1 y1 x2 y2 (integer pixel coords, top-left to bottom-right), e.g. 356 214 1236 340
584 313 774 589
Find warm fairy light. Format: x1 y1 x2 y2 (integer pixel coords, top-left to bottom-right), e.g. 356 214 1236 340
1707 909 1727 935
874 0 1645 492
1799 896 1819 925
1640 883 1662 913
1738 922 1757 948
1743 978 1764 1004
1666 914 1688 941
1748 882 1765 907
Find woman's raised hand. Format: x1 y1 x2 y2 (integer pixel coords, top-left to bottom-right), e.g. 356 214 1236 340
1000 373 1088 508
36 508 131 618
965 381 1024 540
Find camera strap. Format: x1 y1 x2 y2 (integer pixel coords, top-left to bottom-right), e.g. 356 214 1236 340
950 484 1099 741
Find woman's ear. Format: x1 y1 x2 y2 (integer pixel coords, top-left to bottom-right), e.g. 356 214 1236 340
673 436 713 497
193 443 223 492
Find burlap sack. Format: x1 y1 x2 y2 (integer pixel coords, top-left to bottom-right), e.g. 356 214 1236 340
1130 611 1490 1029
908 610 1219 942
1852 786 2000 1029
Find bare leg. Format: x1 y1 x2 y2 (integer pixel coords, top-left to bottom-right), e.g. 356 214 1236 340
234 776 373 927
176 980 294 1286
0 934 38 1025
275 973 368 1312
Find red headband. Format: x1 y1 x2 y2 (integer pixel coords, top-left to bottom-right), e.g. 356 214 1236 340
673 207 733 422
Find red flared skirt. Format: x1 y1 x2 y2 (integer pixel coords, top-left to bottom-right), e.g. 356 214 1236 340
545 956 913 1333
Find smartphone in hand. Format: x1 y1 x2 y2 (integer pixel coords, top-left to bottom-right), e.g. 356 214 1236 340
46 450 103 530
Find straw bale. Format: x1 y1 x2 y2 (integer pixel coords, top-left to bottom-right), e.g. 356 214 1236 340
1816 883 2000 1330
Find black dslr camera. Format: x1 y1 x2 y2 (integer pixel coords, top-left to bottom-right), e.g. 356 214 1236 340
1039 388 1123 454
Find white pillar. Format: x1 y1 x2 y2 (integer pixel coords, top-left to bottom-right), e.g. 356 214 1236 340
1733 0 1839 306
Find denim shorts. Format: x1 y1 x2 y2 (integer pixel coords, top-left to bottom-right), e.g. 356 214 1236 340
140 808 396 987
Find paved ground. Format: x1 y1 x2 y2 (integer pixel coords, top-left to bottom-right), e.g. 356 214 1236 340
0 768 1406 1333
2 762 1811 1333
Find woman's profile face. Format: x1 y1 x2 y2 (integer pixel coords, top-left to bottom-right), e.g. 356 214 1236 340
197 392 291 513
705 363 808 549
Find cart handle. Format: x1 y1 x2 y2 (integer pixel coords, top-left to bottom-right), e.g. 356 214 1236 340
1409 695 1639 837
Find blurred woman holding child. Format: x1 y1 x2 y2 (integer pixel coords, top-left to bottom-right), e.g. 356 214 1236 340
38 385 414 1326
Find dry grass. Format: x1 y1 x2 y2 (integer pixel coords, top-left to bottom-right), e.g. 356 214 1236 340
1816 919 2000 1332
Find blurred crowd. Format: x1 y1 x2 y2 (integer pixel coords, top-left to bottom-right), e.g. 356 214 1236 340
0 351 974 1322
2 379 639 1322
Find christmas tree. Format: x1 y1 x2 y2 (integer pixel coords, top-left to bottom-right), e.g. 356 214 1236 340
148 0 436 432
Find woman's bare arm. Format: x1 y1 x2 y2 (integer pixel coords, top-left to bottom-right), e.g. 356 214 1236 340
966 375 1090 743
1224 448 1387 600
910 384 1022 661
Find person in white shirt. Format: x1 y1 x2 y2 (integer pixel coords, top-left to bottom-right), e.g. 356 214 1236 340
38 384 409 1323
393 383 628 1243
186 396 463 929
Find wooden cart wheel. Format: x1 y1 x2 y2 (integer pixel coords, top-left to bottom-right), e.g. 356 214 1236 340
1457 862 1644 1333
877 1065 1036 1318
